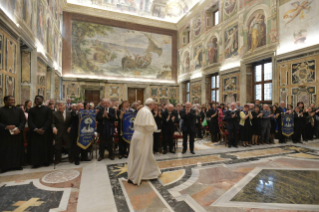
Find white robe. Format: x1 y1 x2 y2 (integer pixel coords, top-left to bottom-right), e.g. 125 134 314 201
127 106 161 185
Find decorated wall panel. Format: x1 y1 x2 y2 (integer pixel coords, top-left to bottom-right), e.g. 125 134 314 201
70 20 173 80
278 0 319 54
220 72 240 104
223 0 238 21
191 81 201 104
277 54 319 109
0 28 18 104
21 51 31 83
105 84 125 103
149 86 179 105
21 85 31 106
54 74 60 100
37 60 47 99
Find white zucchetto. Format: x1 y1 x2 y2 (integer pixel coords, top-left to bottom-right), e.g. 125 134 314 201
145 98 155 105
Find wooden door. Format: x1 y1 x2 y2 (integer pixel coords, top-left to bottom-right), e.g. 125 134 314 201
128 88 144 104
85 90 100 107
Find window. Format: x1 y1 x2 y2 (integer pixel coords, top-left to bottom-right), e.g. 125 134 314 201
182 27 190 45
206 5 219 29
210 74 219 103
213 10 219 26
253 60 273 104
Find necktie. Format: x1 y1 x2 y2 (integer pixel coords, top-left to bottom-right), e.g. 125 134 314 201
61 112 65 122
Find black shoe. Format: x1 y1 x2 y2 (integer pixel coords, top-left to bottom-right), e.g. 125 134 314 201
44 163 50 167
109 156 115 160
169 151 175 154
15 167 23 171
32 165 39 169
98 157 104 161
81 158 91 162
128 179 137 185
228 146 231 148
75 161 80 165
233 145 238 148
182 150 186 154
163 150 167 154
191 151 195 154
0 169 8 174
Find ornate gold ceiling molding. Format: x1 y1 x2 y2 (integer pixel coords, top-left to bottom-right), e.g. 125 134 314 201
63 3 177 30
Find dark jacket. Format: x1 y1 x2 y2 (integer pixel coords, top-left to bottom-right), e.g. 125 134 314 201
52 110 72 139
152 111 163 131
225 109 240 129
70 111 80 137
162 110 177 133
96 106 115 137
180 109 196 132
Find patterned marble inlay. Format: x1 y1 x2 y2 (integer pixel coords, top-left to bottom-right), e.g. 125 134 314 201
42 170 80 184
229 148 293 159
288 153 319 159
157 155 227 169
159 170 185 186
231 169 319 204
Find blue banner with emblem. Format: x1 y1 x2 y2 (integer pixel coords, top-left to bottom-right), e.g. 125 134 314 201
281 112 294 137
77 109 96 150
121 112 137 144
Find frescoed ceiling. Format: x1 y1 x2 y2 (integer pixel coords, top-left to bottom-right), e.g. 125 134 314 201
67 0 200 23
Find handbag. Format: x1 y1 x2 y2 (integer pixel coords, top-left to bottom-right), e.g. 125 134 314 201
202 119 207 127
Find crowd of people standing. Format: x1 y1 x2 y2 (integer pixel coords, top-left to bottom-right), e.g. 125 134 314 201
1 94 319 174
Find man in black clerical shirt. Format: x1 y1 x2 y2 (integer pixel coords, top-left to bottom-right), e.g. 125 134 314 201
0 96 26 173
96 98 115 161
225 102 240 148
162 104 176 154
180 102 196 154
28 95 53 168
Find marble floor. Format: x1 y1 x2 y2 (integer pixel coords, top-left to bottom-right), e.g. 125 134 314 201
1 139 319 212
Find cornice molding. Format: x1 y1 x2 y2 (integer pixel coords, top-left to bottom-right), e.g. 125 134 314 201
0 9 20 39
63 3 177 30
276 44 319 61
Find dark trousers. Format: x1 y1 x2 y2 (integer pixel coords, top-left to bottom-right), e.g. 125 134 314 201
163 131 174 151
183 130 195 152
261 126 270 143
99 135 113 158
71 136 81 162
278 128 286 143
153 132 161 153
196 123 202 138
228 126 238 147
292 128 301 143
55 133 71 162
119 137 128 156
305 123 313 140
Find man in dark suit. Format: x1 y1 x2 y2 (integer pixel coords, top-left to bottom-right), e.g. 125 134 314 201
277 101 290 143
225 102 240 148
260 104 273 144
52 101 72 164
180 102 196 154
96 99 115 161
162 104 176 154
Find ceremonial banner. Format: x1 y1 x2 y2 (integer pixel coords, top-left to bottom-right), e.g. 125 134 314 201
281 112 294 137
77 109 96 149
121 112 136 143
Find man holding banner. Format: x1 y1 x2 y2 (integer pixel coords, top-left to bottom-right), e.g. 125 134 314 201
127 98 161 185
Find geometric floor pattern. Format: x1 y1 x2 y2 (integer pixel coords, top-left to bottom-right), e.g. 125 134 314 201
1 139 319 211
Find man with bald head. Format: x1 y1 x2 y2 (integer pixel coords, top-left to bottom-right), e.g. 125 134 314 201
180 102 196 154
162 104 177 154
96 98 115 161
225 102 240 148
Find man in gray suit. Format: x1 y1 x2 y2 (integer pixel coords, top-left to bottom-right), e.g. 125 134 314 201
260 104 273 144
52 101 72 164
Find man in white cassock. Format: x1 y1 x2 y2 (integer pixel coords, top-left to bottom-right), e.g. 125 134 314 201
127 98 161 185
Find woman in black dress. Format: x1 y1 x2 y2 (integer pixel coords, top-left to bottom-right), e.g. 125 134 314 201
239 105 252 147
270 105 278 144
207 103 219 142
251 105 262 145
